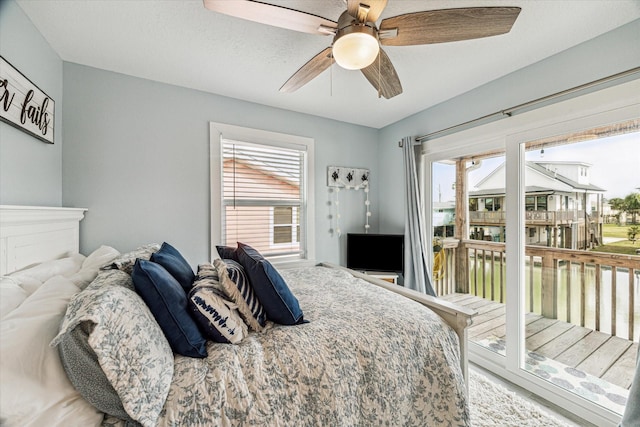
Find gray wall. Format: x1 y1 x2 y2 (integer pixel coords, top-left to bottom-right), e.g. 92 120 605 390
0 0 63 206
62 63 379 266
3 0 639 267
376 18 640 234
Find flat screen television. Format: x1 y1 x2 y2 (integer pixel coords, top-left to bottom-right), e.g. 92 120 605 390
346 233 404 273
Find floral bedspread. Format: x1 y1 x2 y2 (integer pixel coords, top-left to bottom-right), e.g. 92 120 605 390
119 266 469 426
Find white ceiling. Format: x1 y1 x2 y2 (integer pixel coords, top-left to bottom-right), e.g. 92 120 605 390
16 0 640 129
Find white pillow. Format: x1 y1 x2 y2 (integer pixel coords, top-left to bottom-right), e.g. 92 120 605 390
0 275 103 427
7 254 85 295
69 246 121 289
81 245 120 272
0 278 28 319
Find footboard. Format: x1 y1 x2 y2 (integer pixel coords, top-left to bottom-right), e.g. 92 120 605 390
320 262 476 387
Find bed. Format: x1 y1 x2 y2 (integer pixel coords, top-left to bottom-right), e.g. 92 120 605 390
0 205 475 427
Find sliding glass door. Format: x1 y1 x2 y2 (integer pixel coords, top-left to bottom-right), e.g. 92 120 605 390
431 152 509 359
518 123 639 416
423 79 639 426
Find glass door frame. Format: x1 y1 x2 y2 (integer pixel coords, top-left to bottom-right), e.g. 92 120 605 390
423 78 640 427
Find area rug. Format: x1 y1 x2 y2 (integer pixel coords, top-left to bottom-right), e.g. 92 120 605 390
470 369 573 427
475 335 628 415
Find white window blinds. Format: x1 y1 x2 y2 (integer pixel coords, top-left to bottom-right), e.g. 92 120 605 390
221 139 306 260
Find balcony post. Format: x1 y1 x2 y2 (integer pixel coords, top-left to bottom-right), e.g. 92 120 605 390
541 253 558 319
455 159 470 293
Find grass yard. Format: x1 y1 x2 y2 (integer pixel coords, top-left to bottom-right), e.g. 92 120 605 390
593 240 638 255
593 223 639 255
602 223 636 239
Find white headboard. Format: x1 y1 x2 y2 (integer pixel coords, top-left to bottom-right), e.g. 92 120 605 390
0 205 87 275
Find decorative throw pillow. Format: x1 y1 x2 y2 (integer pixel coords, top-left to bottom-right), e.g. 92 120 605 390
101 243 160 274
235 242 305 325
52 271 174 427
216 245 238 261
188 281 249 344
1 276 103 427
196 262 218 281
213 258 267 331
150 242 195 292
132 259 207 358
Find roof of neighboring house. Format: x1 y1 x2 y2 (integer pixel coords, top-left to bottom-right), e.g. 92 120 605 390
527 162 605 192
471 161 605 196
470 186 553 197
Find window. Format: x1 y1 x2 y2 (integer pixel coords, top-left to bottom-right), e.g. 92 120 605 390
210 123 315 263
485 197 493 211
525 196 535 211
536 195 547 211
273 206 299 245
481 197 501 211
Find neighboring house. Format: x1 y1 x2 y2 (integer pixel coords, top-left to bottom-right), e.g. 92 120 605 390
223 157 301 256
602 201 629 224
433 201 456 238
469 161 605 249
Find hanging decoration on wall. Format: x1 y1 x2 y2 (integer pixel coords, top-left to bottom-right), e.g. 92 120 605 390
0 56 55 144
327 166 371 236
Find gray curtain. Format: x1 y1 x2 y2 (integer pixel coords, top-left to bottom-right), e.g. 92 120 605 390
401 136 436 296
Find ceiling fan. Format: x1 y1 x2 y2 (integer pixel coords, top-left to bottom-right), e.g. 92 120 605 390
203 0 521 99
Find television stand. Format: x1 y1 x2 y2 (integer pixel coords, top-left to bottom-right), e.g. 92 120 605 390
363 271 398 284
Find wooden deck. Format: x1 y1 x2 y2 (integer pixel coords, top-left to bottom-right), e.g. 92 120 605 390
441 293 638 390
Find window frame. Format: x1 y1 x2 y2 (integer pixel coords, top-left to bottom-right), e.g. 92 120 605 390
210 122 315 266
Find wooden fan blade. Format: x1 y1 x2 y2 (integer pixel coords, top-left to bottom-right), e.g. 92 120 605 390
203 0 337 35
347 0 388 23
280 47 333 93
360 48 402 99
379 7 521 46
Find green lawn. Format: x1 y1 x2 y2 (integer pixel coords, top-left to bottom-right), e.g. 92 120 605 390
595 224 639 255
602 223 635 239
593 240 638 255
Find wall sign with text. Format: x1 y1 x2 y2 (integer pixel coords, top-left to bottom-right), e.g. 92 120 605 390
0 56 55 144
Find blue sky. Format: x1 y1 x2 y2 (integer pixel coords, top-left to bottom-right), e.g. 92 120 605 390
432 131 640 203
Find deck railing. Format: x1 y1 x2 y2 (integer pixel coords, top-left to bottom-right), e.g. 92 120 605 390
433 238 640 341
469 210 597 225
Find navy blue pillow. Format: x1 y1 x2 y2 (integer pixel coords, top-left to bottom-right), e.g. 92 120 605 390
150 242 195 292
216 245 238 261
132 259 207 358
235 242 304 325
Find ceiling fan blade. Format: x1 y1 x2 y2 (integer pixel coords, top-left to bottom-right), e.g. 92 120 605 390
203 0 337 35
280 47 333 93
379 7 521 46
360 48 402 99
347 0 388 23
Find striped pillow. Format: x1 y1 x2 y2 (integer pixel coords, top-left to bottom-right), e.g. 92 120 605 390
213 259 267 331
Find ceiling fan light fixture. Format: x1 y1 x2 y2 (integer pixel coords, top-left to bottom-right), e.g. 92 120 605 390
332 24 379 70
